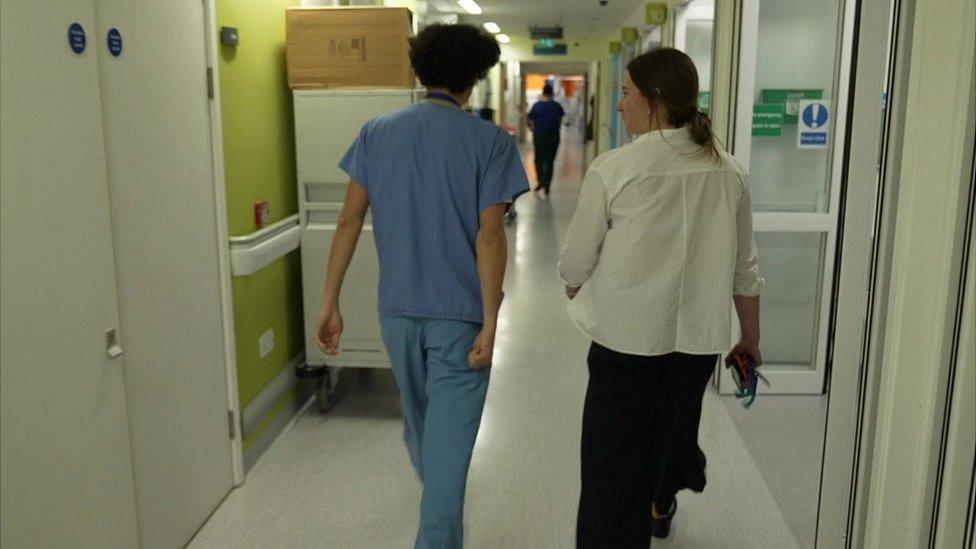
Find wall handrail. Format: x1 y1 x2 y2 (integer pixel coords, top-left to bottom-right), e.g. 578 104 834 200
228 213 299 246
228 214 301 277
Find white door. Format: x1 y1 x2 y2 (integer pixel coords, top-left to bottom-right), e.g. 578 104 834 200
720 0 857 395
0 2 140 547
93 1 234 547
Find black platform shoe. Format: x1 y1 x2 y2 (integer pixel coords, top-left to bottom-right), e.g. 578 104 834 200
651 500 677 539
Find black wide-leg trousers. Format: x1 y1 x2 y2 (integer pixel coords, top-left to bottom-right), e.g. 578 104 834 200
576 343 717 548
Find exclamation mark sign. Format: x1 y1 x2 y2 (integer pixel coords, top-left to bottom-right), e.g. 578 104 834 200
810 104 821 128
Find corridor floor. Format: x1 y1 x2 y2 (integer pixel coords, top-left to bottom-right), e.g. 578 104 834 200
190 129 824 549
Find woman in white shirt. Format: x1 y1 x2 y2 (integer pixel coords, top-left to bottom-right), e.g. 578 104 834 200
560 48 764 547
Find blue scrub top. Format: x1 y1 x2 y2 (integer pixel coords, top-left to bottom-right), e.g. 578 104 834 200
528 99 565 134
339 94 530 324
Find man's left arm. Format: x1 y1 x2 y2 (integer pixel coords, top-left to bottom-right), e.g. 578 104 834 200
468 133 531 366
468 204 507 369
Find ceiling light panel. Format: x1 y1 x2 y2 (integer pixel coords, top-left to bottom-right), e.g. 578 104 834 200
457 0 482 15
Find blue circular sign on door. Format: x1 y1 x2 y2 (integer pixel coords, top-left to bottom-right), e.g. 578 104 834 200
802 102 829 129
107 28 123 57
68 22 86 54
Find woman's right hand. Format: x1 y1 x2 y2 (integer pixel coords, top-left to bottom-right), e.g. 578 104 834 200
727 340 763 367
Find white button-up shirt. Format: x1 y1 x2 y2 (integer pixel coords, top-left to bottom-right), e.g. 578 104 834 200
559 127 764 356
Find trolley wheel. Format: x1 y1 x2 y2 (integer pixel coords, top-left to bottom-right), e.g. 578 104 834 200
314 368 336 414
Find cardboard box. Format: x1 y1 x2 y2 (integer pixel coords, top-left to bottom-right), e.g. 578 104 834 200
286 7 415 90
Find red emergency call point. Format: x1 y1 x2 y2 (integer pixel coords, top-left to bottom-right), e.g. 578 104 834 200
254 201 270 229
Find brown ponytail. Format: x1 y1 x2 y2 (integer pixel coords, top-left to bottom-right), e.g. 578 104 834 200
689 110 718 157
627 48 719 158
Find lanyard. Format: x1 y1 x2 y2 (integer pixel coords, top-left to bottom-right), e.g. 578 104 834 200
424 92 462 109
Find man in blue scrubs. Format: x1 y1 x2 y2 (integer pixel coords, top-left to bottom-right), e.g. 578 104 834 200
527 84 566 196
314 24 529 549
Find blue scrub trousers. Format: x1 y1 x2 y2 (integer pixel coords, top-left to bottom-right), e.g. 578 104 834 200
380 316 491 549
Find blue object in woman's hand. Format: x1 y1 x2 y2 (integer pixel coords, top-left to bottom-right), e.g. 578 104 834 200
725 353 770 408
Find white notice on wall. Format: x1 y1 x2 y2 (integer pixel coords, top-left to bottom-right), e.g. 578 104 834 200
797 99 830 149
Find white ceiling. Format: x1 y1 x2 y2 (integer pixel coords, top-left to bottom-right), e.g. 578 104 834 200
426 0 646 43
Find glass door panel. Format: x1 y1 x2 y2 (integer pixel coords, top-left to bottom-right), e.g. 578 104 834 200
756 232 825 368
749 0 844 213
720 0 856 395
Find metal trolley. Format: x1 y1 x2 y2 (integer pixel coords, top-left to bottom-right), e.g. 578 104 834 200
292 89 421 411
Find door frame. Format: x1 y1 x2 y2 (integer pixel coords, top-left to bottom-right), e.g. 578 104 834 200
203 0 245 486
853 0 976 544
814 0 974 545
498 61 507 134
592 60 602 158
609 52 620 150
817 0 905 543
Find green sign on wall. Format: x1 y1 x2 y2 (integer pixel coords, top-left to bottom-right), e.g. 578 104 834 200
646 3 668 25
761 89 823 123
698 91 711 115
752 103 785 136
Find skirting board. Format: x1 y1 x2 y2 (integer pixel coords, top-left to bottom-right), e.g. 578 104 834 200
243 378 315 473
242 353 306 438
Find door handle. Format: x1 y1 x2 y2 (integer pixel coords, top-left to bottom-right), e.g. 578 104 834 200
105 327 124 359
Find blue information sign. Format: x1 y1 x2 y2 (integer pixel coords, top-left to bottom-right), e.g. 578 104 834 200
68 23 86 54
797 100 830 149
802 103 829 128
107 28 123 57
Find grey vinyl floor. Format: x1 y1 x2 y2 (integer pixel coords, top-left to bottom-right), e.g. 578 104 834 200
190 130 826 549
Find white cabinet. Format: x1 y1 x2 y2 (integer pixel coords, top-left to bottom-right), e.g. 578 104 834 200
294 90 419 368
2 2 234 547
1 2 140 546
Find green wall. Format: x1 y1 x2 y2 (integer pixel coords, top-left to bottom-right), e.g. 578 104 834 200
218 0 298 236
217 0 303 452
230 256 303 407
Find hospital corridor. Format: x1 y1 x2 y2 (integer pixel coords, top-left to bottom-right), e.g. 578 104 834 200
2 0 974 548
187 130 825 548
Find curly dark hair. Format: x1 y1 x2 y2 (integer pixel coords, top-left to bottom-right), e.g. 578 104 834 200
409 24 501 94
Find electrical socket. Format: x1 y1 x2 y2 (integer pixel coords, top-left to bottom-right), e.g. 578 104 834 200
259 329 274 358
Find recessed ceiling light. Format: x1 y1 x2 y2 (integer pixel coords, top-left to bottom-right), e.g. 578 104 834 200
457 0 482 15
496 33 511 43
483 22 501 33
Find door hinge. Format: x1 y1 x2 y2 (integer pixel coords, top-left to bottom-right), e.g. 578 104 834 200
207 67 214 99
228 410 237 439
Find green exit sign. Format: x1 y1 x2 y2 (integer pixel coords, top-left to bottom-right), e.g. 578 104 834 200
534 43 567 56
